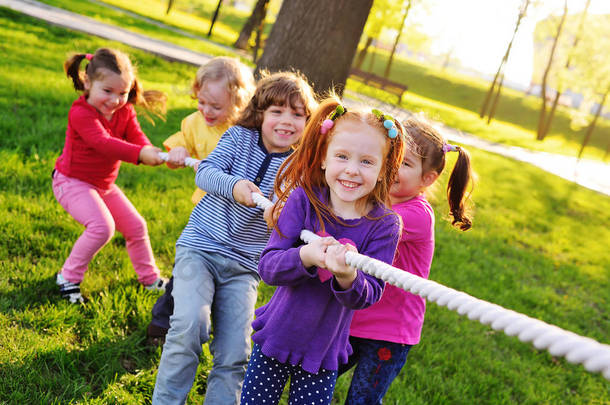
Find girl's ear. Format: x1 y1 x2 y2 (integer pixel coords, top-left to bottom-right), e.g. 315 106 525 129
422 171 439 187
83 75 91 91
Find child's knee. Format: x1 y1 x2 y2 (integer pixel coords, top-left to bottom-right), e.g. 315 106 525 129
88 219 115 244
122 213 148 239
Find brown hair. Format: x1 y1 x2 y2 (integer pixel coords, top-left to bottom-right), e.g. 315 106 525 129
191 56 255 125
271 95 406 233
403 117 474 231
63 47 166 122
235 70 318 130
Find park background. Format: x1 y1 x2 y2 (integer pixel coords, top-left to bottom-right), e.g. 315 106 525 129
1 0 609 403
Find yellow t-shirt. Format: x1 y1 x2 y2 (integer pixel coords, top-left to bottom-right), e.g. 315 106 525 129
163 111 229 204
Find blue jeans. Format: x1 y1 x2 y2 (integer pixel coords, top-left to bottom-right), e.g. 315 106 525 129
153 247 260 405
241 344 338 405
339 337 412 405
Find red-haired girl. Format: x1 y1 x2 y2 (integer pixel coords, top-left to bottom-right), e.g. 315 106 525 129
240 96 407 405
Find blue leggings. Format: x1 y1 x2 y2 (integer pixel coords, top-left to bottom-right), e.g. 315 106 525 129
339 337 412 405
241 343 338 405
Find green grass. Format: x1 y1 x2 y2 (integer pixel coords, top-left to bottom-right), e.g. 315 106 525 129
2 6 610 405
34 0 610 161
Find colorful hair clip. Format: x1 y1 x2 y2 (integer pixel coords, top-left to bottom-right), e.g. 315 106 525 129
85 53 93 61
442 143 459 153
320 104 347 134
372 109 399 139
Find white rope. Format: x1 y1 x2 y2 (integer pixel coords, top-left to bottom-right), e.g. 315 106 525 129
158 152 200 168
252 193 610 381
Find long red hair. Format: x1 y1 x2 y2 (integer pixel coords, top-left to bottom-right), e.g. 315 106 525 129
272 96 406 233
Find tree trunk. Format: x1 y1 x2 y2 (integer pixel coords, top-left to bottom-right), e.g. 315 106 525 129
166 0 174 15
208 0 224 38
367 43 377 73
383 1 411 79
355 36 373 70
487 73 505 124
480 0 529 119
255 0 374 96
540 0 591 138
234 0 270 50
577 87 608 160
536 0 568 140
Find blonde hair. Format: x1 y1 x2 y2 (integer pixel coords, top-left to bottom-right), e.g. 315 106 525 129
192 56 255 125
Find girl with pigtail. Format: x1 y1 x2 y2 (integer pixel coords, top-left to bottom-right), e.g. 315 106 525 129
240 96 407 405
53 47 168 304
341 116 475 405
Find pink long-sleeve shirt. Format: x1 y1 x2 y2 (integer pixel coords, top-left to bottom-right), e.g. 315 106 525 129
54 95 151 190
349 195 435 345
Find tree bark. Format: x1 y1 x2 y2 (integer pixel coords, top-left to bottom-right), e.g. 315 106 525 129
480 0 529 120
540 0 591 138
577 87 608 160
536 0 568 140
255 0 374 96
383 1 411 79
234 0 270 50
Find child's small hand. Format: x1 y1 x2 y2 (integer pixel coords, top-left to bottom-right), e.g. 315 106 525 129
299 237 336 269
263 200 285 229
166 146 189 168
233 180 262 207
139 145 164 166
325 243 358 289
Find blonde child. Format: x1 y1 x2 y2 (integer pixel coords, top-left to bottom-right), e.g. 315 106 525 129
240 98 407 405
146 56 255 345
342 117 474 404
152 71 318 405
53 47 168 304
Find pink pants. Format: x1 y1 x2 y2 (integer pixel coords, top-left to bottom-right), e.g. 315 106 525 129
52 171 160 285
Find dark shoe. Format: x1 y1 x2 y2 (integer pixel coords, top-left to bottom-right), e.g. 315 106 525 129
146 323 168 347
56 273 88 304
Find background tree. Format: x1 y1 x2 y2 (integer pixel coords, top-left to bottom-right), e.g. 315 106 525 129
538 0 591 139
234 0 271 51
208 0 224 37
567 15 610 159
383 1 412 78
354 0 402 71
480 0 531 123
166 0 174 15
255 0 374 95
536 0 568 140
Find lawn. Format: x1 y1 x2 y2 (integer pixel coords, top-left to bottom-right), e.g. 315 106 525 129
1 5 609 405
34 0 610 162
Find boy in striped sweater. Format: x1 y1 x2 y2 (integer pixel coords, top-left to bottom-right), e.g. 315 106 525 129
152 71 317 405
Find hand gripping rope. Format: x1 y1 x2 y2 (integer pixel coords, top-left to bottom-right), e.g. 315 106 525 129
158 153 610 381
158 152 199 168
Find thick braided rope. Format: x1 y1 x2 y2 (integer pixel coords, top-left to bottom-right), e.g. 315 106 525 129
251 193 610 380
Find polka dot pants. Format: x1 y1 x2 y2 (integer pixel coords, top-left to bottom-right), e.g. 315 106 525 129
240 343 338 405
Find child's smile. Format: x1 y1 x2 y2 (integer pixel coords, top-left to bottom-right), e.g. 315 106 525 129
322 119 386 218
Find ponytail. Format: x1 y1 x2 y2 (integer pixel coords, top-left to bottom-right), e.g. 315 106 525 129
63 53 88 91
446 146 473 231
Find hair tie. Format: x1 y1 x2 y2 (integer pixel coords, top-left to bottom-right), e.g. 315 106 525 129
442 143 459 153
371 109 400 139
85 53 93 61
320 104 346 134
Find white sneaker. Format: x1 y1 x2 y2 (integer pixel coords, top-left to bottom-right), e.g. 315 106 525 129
56 273 86 304
145 277 168 292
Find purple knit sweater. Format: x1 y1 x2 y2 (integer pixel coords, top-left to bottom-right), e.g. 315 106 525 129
252 187 400 373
